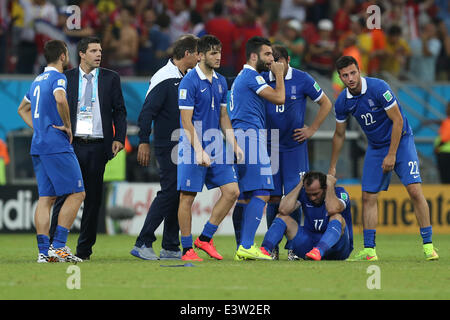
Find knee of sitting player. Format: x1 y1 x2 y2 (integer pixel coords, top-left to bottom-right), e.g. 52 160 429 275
329 213 346 231
78 191 86 202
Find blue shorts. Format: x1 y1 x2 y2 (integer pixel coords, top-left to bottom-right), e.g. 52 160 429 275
292 225 352 260
32 152 84 197
234 128 274 193
362 134 422 193
269 144 309 196
177 162 238 192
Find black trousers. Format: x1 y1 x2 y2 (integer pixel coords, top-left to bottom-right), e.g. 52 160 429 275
134 145 180 251
50 140 107 257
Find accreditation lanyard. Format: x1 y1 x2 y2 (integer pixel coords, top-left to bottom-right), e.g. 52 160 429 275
76 68 99 135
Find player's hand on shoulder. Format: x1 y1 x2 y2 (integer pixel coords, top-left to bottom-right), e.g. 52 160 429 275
137 143 151 167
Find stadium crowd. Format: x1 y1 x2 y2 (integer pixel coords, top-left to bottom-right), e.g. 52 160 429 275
0 0 449 82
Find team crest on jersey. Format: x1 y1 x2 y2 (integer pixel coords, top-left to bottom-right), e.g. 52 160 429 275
383 90 393 102
291 86 297 99
255 76 266 85
218 84 223 94
179 89 187 100
313 82 321 92
340 193 348 201
57 79 66 87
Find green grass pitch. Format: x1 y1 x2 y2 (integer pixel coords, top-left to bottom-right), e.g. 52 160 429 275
0 233 448 300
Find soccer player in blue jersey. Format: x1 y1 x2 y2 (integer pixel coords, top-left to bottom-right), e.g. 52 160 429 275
229 36 286 260
17 40 85 263
261 171 353 261
177 35 243 261
329 56 438 261
261 44 332 260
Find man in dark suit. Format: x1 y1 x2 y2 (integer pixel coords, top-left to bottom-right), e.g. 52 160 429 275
50 36 127 260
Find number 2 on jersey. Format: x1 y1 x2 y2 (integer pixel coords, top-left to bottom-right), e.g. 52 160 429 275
33 85 40 118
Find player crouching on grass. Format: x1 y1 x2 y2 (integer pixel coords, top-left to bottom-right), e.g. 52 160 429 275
261 171 354 261
17 40 85 263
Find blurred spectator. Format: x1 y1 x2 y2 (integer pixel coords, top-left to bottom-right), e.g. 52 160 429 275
189 9 206 37
167 0 190 43
307 19 336 76
17 0 58 74
307 0 331 25
0 0 8 73
103 5 139 76
205 1 236 77
279 0 311 24
409 21 441 82
136 8 171 76
435 0 450 33
232 10 263 73
273 19 305 69
381 24 411 78
435 18 450 81
434 102 450 184
333 0 355 41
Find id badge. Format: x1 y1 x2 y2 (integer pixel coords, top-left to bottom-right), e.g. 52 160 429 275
77 108 93 135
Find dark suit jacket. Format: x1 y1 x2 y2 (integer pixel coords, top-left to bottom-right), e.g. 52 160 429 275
65 67 127 160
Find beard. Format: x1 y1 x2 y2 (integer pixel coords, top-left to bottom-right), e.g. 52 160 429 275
255 56 269 73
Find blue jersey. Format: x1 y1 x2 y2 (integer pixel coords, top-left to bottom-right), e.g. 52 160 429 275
24 67 73 155
229 64 269 130
263 67 323 151
178 65 228 160
334 77 412 148
298 186 353 249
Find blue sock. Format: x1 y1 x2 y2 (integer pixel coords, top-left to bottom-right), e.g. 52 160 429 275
316 220 342 256
420 226 432 244
181 235 193 254
232 203 246 249
363 229 376 248
37 234 50 255
262 217 286 252
265 202 279 228
200 221 218 241
240 197 266 249
52 225 69 249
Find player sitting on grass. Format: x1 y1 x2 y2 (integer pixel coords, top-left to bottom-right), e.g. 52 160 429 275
261 171 353 261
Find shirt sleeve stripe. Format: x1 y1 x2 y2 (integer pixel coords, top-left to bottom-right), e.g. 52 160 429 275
23 95 31 103
256 84 269 95
53 88 66 94
313 91 324 102
179 105 194 110
336 118 347 123
338 198 347 209
384 100 397 111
